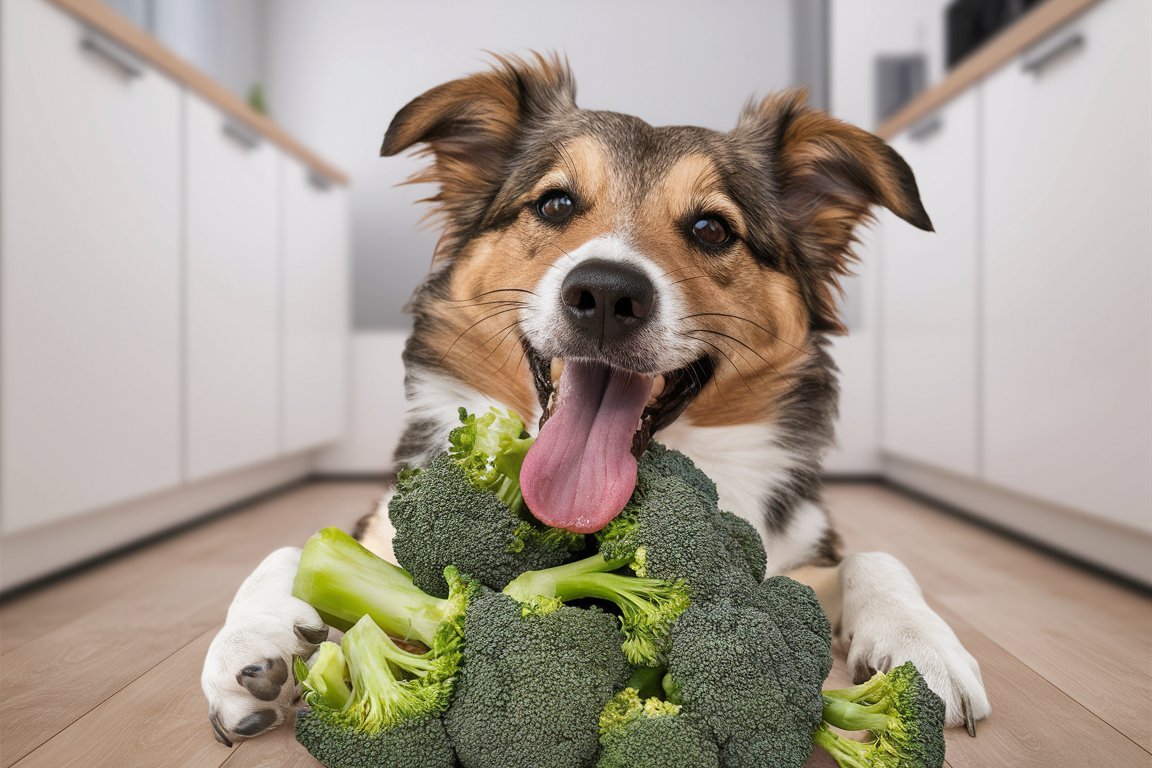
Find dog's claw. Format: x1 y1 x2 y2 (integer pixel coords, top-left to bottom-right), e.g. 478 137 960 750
962 696 977 737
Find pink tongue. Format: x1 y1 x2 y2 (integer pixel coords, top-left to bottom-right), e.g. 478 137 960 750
521 361 654 533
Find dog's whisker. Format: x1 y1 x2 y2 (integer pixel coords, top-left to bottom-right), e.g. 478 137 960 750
685 337 741 406
686 327 794 391
447 287 536 303
677 312 809 354
684 328 771 388
467 322 523 363
670 274 711 287
439 305 525 361
688 335 757 396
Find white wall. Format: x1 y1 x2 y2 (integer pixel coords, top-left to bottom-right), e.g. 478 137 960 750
822 0 949 474
262 0 796 330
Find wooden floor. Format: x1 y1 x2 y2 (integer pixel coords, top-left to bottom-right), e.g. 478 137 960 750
1 480 1149 767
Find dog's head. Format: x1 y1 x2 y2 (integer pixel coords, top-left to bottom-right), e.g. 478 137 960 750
383 54 930 532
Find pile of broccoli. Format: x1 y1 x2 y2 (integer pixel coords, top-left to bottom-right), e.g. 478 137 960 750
288 408 947 768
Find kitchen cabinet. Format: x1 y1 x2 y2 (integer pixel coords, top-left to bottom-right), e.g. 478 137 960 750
882 89 981 479
980 0 1152 530
0 0 182 532
185 94 281 480
281 157 350 452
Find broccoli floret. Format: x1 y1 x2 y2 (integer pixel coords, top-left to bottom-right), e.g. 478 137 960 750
447 407 534 513
294 527 631 768
504 552 691 666
389 408 583 597
597 471 756 600
596 687 720 768
715 509 768 584
443 588 632 768
294 618 455 768
664 577 833 768
634 442 719 505
815 662 946 768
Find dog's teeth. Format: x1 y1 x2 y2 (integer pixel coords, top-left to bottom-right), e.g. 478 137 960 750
647 375 666 406
550 358 564 385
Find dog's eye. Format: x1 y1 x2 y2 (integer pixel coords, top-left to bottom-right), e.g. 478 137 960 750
536 191 576 223
691 217 731 247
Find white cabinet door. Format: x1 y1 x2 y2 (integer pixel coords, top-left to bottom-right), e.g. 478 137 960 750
881 89 981 478
981 0 1152 530
0 0 182 532
185 95 280 480
281 158 349 452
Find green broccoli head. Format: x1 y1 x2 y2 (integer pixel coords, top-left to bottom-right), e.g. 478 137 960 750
389 449 583 597
665 582 833 768
597 470 756 601
715 509 768 584
443 589 632 768
818 662 946 768
596 687 720 768
293 618 455 768
634 442 719 505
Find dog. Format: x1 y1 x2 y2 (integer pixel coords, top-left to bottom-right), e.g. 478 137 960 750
201 53 990 746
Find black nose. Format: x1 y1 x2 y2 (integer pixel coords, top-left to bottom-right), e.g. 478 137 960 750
561 258 655 344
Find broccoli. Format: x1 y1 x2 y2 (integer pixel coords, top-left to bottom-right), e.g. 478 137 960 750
443 588 631 768
596 460 757 600
663 577 833 768
596 687 719 768
294 619 455 768
293 527 631 768
814 663 946 768
634 441 719 505
715 509 768 584
503 552 691 666
389 408 584 597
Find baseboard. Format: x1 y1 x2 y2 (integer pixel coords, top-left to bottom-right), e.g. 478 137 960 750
882 455 1152 587
0 450 319 593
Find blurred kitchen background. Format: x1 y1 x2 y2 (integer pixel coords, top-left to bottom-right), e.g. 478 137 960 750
1 0 1149 593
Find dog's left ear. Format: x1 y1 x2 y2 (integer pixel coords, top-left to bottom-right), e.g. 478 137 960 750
734 90 931 332
381 52 576 257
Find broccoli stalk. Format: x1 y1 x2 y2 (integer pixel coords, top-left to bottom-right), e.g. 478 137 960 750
293 527 635 768
293 617 456 768
292 527 471 653
503 553 691 666
814 663 946 768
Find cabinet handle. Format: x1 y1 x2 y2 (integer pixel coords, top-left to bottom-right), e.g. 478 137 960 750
80 29 144 79
1022 31 1085 75
221 119 263 150
307 169 332 191
908 115 943 143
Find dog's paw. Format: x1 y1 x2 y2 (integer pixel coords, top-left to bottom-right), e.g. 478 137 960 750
201 547 328 746
838 552 991 734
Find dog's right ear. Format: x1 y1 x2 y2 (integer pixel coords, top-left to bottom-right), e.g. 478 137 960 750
381 52 576 254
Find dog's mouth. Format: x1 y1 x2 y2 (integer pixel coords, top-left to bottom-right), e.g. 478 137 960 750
520 348 714 533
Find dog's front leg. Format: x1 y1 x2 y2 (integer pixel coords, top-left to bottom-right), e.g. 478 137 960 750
200 547 328 746
789 554 991 733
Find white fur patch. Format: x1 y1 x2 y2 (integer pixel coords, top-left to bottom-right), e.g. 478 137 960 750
397 368 524 465
201 547 322 741
838 552 992 728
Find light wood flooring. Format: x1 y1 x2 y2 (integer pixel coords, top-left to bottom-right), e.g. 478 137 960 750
1 480 1149 767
